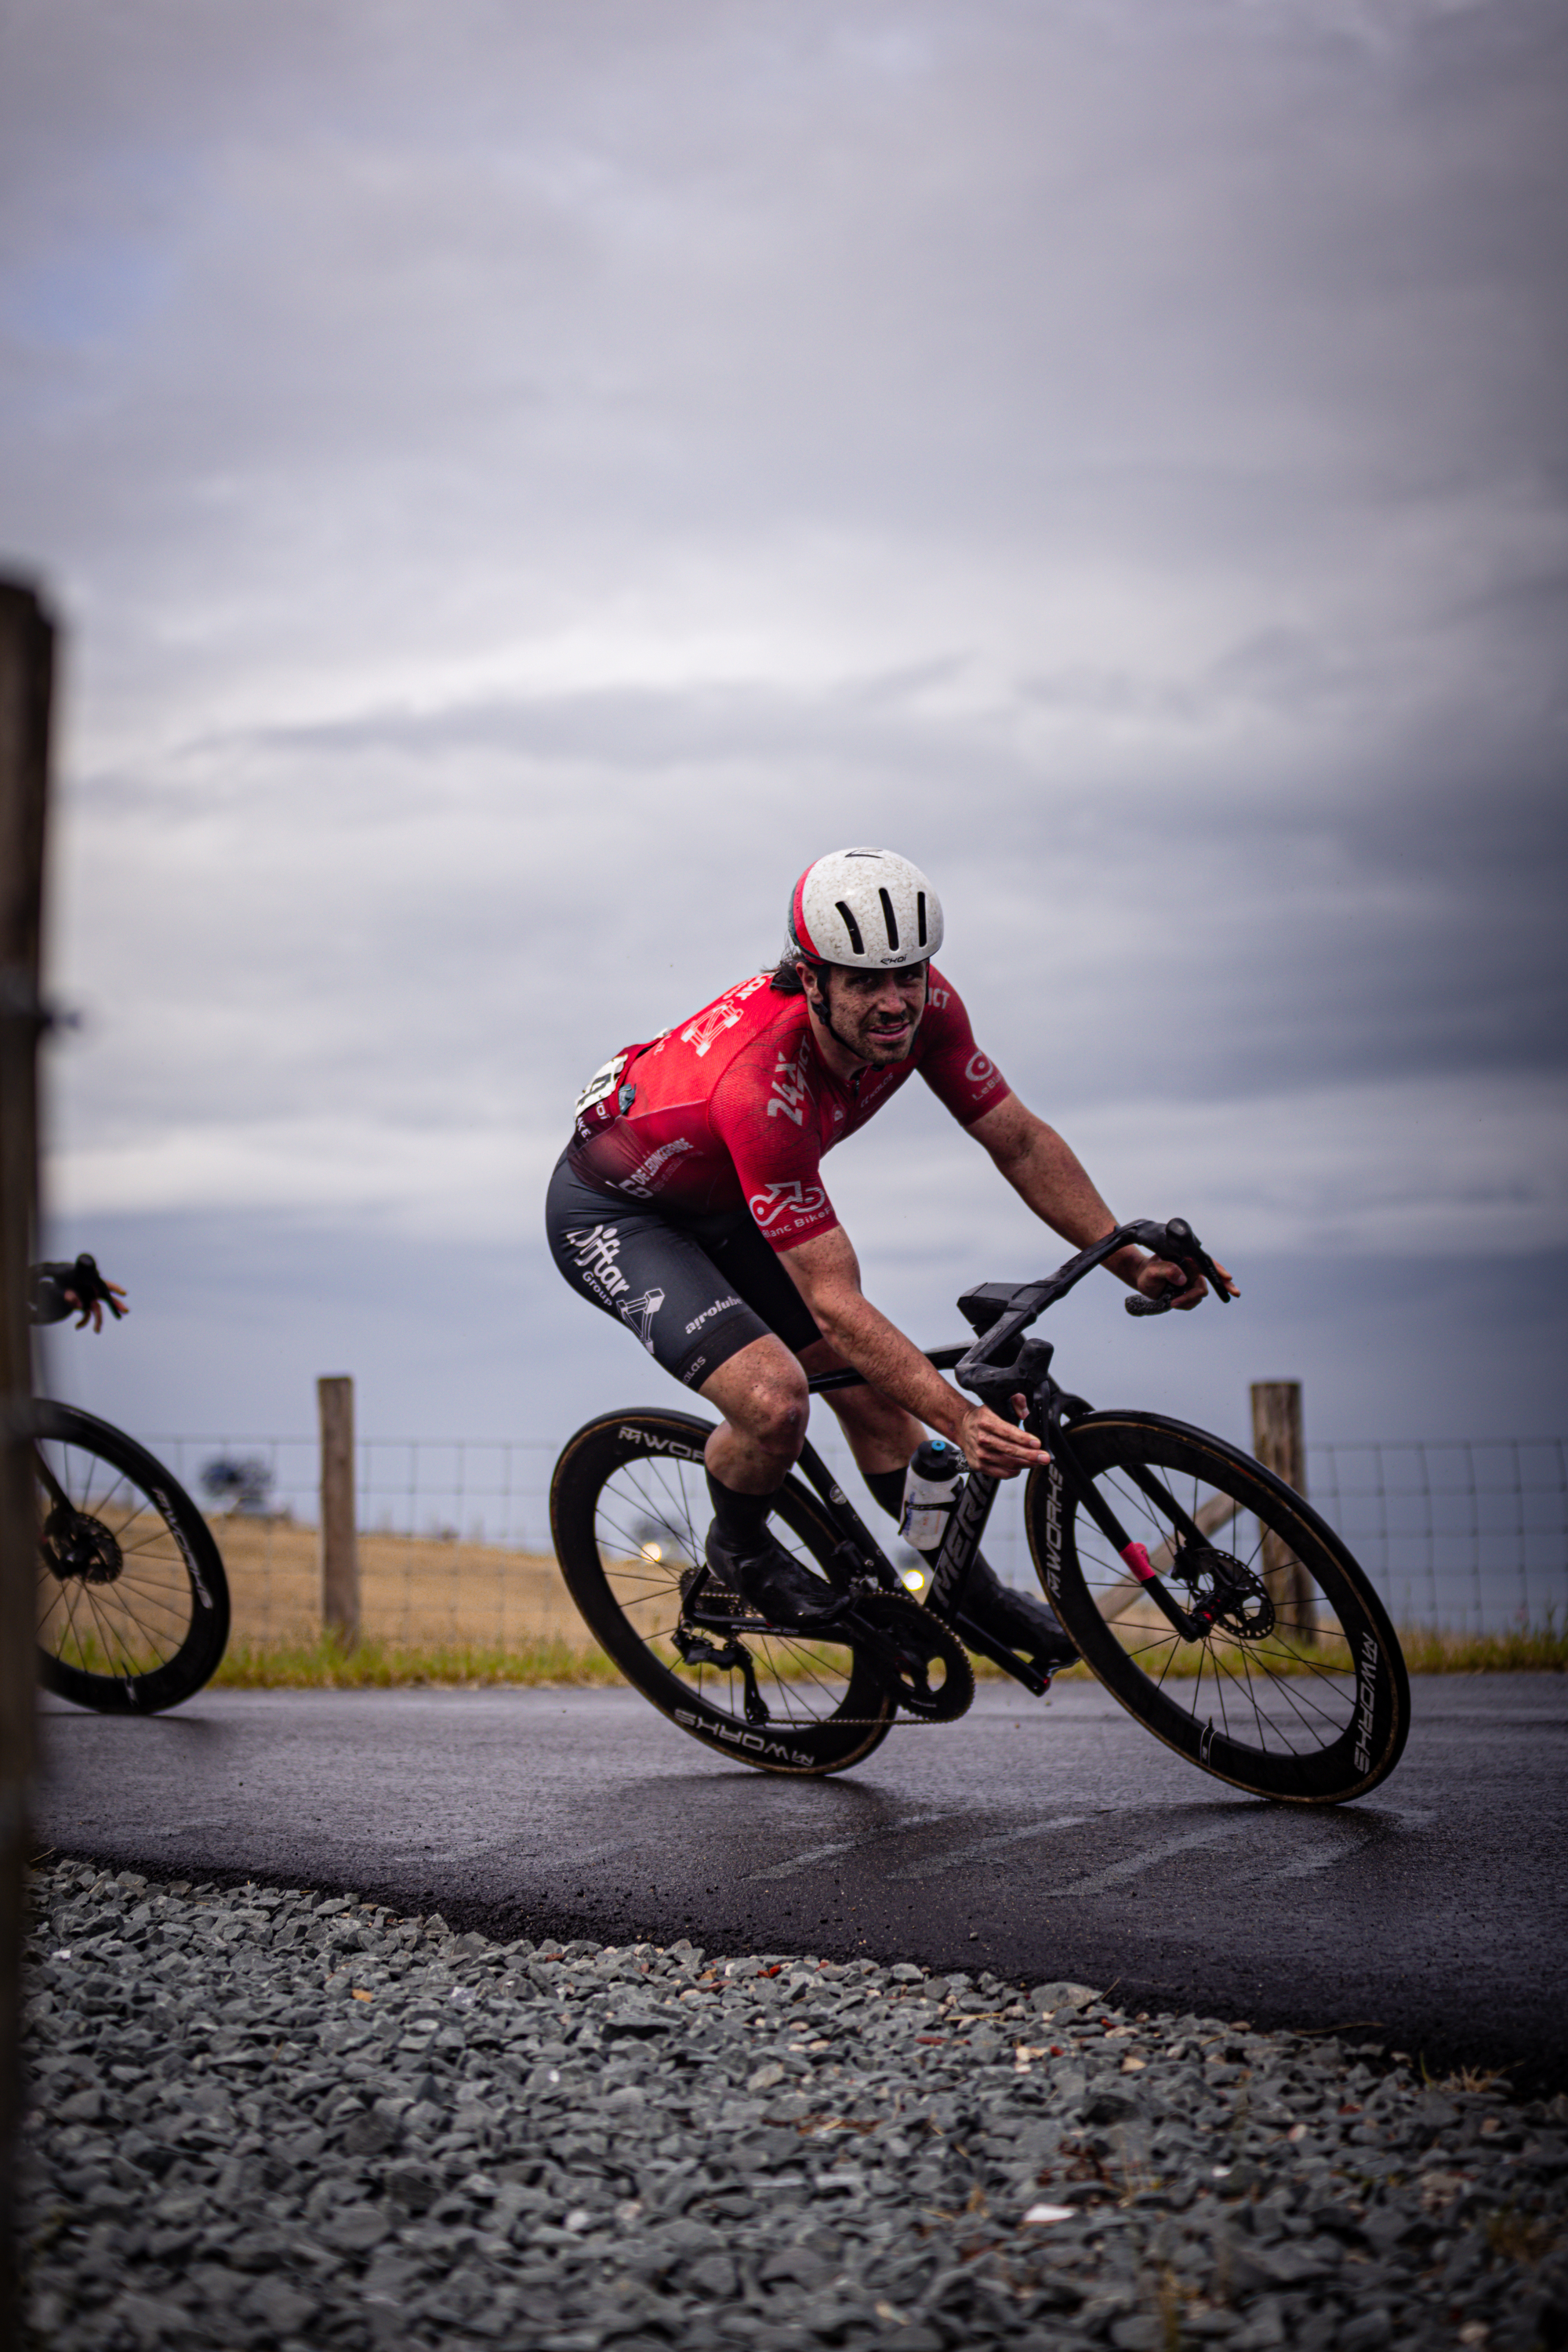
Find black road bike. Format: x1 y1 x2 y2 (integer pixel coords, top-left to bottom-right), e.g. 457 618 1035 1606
31 1258 231 1713
550 1220 1410 1803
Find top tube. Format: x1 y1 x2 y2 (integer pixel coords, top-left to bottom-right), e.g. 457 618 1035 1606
807 1344 966 1396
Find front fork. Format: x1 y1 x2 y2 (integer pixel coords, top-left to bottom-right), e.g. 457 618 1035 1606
1034 1387 1206 1642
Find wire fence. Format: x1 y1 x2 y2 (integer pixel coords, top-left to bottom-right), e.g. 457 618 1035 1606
143 1424 1568 1651
1308 1439 1567 1638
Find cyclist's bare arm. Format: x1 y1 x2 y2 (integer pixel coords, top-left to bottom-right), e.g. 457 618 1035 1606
779 1225 1040 1476
964 1093 1237 1310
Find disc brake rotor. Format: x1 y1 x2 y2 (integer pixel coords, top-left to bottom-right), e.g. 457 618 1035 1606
42 1506 124 1587
1180 1545 1275 1641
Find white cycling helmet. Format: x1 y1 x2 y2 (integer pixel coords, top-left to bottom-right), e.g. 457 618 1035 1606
787 847 944 970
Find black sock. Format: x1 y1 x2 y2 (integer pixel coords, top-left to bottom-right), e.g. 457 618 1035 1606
706 1472 782 1555
862 1466 908 1522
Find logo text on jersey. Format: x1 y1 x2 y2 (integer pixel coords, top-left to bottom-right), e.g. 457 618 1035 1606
619 1287 665 1353
566 1224 630 1299
748 1179 828 1230
615 1136 693 1199
685 1293 741 1338
575 1051 628 1118
767 1036 813 1127
679 972 770 1058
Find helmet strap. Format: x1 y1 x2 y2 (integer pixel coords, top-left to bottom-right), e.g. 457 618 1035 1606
800 966 862 1061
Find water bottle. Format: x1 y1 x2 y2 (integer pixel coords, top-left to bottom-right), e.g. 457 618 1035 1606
901 1436 965 1558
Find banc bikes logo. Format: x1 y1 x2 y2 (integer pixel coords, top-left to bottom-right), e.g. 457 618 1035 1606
748 1178 827 1230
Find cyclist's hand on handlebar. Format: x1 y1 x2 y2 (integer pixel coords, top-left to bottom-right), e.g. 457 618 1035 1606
65 1276 129 1331
956 1395 1046 1479
1134 1254 1239 1313
61 1254 129 1330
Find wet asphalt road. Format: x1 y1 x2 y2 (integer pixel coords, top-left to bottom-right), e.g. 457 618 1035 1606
33 1674 1568 2092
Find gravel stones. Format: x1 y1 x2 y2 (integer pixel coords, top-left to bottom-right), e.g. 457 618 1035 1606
20 1860 1568 2350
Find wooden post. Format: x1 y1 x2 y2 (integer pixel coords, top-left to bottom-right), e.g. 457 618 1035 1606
0 578 54 2331
318 1375 359 1648
1250 1380 1315 1637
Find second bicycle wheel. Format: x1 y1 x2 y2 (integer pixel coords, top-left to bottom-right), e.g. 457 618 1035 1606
1026 1410 1409 1802
34 1402 230 1714
550 1408 896 1775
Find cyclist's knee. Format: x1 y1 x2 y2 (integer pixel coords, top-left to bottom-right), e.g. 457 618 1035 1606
741 1371 808 1458
704 1343 808 1462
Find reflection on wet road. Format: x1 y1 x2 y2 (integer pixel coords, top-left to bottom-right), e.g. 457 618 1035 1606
35 1675 1568 2089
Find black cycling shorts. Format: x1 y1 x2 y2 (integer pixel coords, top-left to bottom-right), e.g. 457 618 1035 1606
545 1149 822 1390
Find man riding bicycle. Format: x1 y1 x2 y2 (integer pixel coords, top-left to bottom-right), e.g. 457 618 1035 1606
546 848 1227 1671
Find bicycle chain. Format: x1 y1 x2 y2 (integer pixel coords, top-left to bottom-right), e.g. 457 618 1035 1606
675 1582 980 1727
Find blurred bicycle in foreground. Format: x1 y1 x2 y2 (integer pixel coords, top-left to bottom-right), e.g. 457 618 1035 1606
30 1255 230 1712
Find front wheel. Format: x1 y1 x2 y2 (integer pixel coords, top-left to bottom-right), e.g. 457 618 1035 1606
1026 1411 1409 1803
34 1403 230 1714
550 1409 897 1775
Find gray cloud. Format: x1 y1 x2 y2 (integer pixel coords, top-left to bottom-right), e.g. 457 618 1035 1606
5 0 1565 1443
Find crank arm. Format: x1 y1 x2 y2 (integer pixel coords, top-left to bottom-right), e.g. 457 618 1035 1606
945 1613 1050 1696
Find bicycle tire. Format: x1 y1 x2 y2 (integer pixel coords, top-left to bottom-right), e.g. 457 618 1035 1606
34 1402 230 1715
550 1408 897 1775
1025 1410 1409 1802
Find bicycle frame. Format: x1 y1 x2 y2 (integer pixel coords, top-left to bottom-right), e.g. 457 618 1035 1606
712 1216 1239 1684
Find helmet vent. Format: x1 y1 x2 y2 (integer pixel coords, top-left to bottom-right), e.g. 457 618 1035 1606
834 900 866 956
916 891 927 947
878 888 899 949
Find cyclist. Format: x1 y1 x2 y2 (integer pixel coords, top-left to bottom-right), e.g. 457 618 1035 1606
546 847 1231 1667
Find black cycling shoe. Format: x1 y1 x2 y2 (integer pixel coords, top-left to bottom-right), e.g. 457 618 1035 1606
953 1552 1078 1671
703 1523 844 1630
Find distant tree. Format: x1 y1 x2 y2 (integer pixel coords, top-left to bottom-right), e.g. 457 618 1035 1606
200 1455 274 1515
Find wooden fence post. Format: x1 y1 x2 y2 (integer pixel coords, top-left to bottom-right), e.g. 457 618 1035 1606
1250 1380 1315 1637
318 1375 359 1648
0 577 54 2331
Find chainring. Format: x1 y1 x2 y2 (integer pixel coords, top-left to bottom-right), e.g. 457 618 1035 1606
851 1590 975 1722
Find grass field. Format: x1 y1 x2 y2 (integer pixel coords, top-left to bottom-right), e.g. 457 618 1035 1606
214 1513 590 1652
200 1515 1567 1687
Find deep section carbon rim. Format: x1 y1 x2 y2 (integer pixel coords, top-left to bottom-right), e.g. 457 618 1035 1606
1027 1412 1409 1802
550 1410 895 1775
34 1402 231 1714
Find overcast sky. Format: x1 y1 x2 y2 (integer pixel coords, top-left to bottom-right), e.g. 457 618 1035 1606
5 0 1565 1465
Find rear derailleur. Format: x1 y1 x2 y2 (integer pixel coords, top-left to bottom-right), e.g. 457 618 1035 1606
670 1621 772 1725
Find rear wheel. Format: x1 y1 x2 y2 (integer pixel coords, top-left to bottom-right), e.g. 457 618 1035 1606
1026 1411 1408 1802
34 1403 230 1713
550 1409 896 1774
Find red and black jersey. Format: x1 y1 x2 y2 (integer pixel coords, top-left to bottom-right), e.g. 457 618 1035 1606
567 966 1009 1251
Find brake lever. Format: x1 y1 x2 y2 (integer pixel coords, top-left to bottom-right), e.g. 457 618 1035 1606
1121 1216 1232 1316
